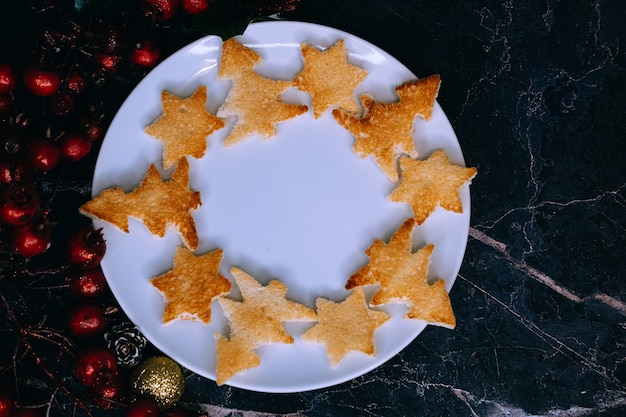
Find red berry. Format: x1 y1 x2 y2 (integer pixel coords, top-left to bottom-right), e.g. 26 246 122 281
143 0 180 20
66 225 106 268
67 71 87 94
182 0 211 14
0 161 11 185
94 371 125 401
0 159 32 186
10 218 52 258
26 139 61 171
126 399 160 417
102 28 123 54
182 0 210 14
0 159 32 185
94 53 122 73
0 160 19 185
80 117 104 142
74 347 118 387
0 183 40 226
60 133 92 161
48 91 74 116
68 268 108 298
23 67 61 97
0 382 15 417
68 300 107 337
0 64 17 94
130 39 161 67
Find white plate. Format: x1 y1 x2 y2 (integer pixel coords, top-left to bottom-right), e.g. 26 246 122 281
92 21 471 393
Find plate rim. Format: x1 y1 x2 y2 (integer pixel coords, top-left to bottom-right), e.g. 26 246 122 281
91 20 472 393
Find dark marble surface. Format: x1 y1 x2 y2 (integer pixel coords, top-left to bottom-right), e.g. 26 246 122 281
2 0 625 416
181 1 626 416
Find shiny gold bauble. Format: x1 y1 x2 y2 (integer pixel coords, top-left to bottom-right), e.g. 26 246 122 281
129 356 184 409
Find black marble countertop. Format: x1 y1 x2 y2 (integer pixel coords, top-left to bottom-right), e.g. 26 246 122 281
2 0 625 416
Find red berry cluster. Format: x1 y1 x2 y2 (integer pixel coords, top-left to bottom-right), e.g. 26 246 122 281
144 0 213 19
0 0 301 414
66 228 108 336
64 226 120 407
0 1 213 413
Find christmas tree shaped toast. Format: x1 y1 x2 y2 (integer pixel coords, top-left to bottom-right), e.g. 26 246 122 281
345 218 456 328
332 75 441 182
214 267 317 385
80 157 201 250
217 38 308 146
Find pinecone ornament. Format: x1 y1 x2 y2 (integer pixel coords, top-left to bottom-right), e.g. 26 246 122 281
104 322 148 368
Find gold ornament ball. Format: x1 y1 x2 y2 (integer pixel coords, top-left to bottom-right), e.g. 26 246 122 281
129 356 185 409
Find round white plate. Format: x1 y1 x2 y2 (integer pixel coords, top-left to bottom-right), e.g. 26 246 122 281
92 21 471 393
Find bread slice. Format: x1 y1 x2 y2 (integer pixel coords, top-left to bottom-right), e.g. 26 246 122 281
345 218 456 328
293 40 368 118
214 267 316 385
332 75 441 182
217 38 308 146
145 86 225 170
214 332 260 386
150 247 231 325
388 149 477 225
302 288 389 366
80 157 202 250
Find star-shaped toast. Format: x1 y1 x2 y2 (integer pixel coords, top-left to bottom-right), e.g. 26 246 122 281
214 333 261 386
217 38 308 146
214 267 316 384
293 40 368 118
388 149 477 225
79 157 202 250
145 86 225 170
302 288 389 366
332 74 441 182
345 218 456 328
150 247 231 325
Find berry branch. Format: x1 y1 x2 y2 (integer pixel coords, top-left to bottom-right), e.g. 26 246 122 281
1 288 92 417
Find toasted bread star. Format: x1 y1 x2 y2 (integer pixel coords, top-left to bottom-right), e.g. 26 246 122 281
302 288 389 366
332 75 441 182
145 86 225 170
151 247 231 325
80 157 202 250
219 267 317 344
346 218 419 300
346 218 456 328
389 150 477 225
218 37 263 79
217 38 308 146
293 40 368 118
214 333 261 386
214 267 316 384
